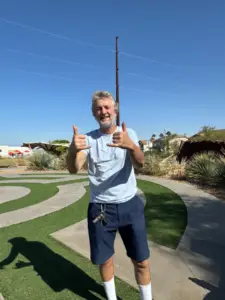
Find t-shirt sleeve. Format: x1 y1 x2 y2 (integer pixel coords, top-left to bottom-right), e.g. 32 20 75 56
127 128 139 146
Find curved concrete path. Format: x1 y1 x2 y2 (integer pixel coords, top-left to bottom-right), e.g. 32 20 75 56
0 181 88 228
0 174 88 184
0 186 30 204
137 175 225 300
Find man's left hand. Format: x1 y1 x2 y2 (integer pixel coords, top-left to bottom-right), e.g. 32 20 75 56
107 122 134 150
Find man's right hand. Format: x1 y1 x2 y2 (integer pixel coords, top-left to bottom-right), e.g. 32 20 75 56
72 125 91 151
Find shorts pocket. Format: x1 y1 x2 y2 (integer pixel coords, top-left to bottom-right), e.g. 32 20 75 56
88 203 101 220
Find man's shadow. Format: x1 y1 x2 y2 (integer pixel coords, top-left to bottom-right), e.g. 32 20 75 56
0 237 118 300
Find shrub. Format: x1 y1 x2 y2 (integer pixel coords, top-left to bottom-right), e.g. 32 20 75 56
26 151 57 170
54 152 68 170
14 158 28 166
185 152 225 186
0 158 17 168
160 159 186 180
141 154 167 176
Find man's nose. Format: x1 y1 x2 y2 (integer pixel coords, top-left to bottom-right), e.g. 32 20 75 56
102 108 107 114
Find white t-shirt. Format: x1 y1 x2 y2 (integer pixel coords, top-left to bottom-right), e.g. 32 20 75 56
82 126 139 203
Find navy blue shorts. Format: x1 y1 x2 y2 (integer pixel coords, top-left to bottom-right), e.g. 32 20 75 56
87 195 150 265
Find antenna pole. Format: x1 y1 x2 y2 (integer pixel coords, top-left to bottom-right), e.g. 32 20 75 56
116 36 120 126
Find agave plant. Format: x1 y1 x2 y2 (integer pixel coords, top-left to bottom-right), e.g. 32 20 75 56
185 152 225 186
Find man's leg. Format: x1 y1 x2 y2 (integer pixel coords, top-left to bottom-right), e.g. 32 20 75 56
99 256 114 281
132 258 151 285
99 256 117 300
132 259 152 300
87 203 118 300
119 196 153 300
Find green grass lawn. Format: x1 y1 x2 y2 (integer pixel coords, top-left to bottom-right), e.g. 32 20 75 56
0 179 88 214
20 173 88 176
0 177 187 299
0 176 65 180
21 173 72 175
137 179 187 248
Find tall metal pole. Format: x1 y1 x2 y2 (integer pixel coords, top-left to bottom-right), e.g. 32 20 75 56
116 36 120 126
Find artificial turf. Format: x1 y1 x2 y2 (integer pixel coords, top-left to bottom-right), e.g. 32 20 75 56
0 177 64 180
137 179 187 249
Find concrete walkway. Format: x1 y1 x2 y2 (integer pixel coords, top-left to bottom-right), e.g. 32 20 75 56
0 172 224 299
137 175 225 300
0 186 30 204
52 219 206 300
0 174 88 184
0 181 88 228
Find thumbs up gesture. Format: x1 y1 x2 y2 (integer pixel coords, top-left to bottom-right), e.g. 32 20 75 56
107 122 134 150
72 125 91 151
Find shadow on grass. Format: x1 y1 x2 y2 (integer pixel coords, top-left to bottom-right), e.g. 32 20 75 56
144 191 187 249
0 237 114 300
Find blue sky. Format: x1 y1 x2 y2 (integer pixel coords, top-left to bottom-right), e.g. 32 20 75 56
0 0 224 145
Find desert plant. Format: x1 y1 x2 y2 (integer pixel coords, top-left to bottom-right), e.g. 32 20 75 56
26 151 57 170
185 152 225 186
0 158 17 168
14 158 28 166
170 141 180 155
54 152 68 170
141 154 167 176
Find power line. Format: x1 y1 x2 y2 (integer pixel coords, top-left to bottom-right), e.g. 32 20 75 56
1 47 161 81
120 86 180 97
119 51 174 67
0 17 174 67
1 46 191 90
1 65 179 96
4 48 106 69
0 17 114 52
125 72 159 81
9 68 80 82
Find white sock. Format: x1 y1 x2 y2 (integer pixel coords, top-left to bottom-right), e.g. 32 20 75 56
139 282 152 300
103 276 117 300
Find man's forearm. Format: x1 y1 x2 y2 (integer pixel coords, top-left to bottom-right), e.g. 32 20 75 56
129 143 145 168
67 142 87 174
66 143 78 173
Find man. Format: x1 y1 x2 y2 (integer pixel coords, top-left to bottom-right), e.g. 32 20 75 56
67 91 152 300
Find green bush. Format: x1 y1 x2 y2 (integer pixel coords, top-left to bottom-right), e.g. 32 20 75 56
26 151 57 170
185 152 225 186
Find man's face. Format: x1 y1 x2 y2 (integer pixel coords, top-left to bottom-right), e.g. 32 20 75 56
94 97 116 128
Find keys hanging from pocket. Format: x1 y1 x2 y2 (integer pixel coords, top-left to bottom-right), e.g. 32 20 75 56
92 213 107 225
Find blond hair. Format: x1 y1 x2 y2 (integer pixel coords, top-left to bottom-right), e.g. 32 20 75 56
91 90 118 116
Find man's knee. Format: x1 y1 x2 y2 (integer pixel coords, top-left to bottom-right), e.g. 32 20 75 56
99 256 114 269
99 256 114 282
132 258 149 271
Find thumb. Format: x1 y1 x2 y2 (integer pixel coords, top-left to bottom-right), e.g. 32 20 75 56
73 125 78 135
122 122 127 132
